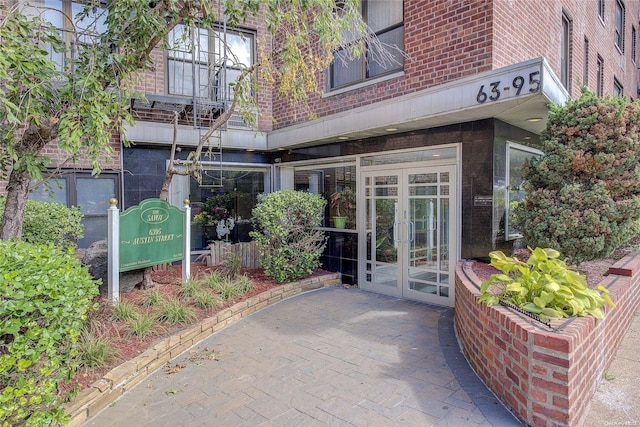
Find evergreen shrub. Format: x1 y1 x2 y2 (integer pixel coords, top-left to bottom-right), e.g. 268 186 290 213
515 89 640 263
250 190 327 282
0 241 99 426
0 196 83 249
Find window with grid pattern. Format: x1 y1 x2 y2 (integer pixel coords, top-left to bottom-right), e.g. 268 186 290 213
167 24 254 101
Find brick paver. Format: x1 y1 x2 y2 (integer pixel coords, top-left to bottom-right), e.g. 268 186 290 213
84 287 520 426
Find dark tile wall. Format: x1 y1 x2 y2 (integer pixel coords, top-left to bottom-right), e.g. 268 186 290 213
286 119 498 261
124 120 534 282
123 146 171 208
321 231 358 284
122 146 270 209
460 122 495 259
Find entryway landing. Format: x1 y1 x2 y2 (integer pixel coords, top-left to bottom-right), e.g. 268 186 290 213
85 287 519 426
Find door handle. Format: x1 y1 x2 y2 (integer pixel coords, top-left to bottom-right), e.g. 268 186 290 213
429 201 436 231
408 220 414 243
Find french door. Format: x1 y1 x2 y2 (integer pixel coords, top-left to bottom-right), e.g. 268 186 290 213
361 165 456 306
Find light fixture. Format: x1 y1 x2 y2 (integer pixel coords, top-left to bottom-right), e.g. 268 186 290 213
526 117 543 123
523 136 531 140
338 136 349 140
385 127 398 131
246 148 255 152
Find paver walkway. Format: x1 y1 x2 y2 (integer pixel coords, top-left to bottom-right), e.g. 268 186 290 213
84 287 520 426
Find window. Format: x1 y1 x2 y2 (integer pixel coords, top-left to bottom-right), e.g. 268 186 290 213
597 55 604 96
167 24 255 101
187 165 269 249
598 0 605 20
294 164 357 230
561 12 572 90
505 143 542 240
583 37 589 85
30 172 119 248
632 26 637 62
329 0 404 90
614 78 623 96
26 1 107 71
615 0 625 52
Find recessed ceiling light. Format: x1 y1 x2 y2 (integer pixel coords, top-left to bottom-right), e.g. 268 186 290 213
527 117 543 122
338 136 349 140
523 136 531 140
246 148 255 152
385 127 398 132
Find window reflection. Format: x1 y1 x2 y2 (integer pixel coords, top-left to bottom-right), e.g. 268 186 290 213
294 164 357 229
189 167 267 249
506 142 542 239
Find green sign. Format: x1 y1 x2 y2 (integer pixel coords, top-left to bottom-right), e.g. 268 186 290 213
119 198 184 272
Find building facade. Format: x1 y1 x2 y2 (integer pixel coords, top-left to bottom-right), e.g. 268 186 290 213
12 0 640 307
266 0 640 307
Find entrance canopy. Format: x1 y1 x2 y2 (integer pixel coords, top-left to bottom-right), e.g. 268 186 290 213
268 58 570 150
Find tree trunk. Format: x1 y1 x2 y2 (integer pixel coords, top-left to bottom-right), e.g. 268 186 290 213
0 168 32 240
1 122 53 240
159 172 173 202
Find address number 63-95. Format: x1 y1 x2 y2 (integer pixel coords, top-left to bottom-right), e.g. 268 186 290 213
476 71 540 104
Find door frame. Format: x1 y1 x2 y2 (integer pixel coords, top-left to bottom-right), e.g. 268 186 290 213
358 156 459 307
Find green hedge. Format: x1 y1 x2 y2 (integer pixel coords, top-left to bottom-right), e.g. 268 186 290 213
0 241 99 426
250 190 327 282
0 197 83 249
515 89 640 263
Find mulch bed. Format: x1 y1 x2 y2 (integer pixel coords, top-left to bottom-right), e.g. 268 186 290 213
61 264 327 398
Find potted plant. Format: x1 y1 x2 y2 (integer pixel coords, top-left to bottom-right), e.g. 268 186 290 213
330 187 355 229
193 194 237 241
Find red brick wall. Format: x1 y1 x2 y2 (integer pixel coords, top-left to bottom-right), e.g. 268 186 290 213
273 0 640 129
272 0 494 129
41 131 121 171
493 0 640 99
455 254 640 426
0 132 121 198
129 4 273 133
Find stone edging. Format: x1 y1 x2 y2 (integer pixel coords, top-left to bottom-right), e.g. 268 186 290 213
65 272 341 427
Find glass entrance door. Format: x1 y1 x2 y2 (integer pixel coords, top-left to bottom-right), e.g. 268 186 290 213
361 165 456 306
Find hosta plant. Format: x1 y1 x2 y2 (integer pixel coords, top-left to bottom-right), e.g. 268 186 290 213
479 247 615 320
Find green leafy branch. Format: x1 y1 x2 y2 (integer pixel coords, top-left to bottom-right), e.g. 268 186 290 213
479 247 615 320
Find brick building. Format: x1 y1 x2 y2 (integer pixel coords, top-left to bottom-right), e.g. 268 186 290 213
266 0 640 307
13 0 640 307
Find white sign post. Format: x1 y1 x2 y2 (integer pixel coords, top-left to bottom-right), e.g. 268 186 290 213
108 198 192 304
182 199 191 284
107 198 120 304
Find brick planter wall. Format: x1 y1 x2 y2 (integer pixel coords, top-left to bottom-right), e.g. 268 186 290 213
65 273 340 427
455 253 640 426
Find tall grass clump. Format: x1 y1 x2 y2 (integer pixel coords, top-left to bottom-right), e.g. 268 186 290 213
156 298 197 325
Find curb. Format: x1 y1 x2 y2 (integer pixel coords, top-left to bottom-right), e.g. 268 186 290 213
65 272 341 427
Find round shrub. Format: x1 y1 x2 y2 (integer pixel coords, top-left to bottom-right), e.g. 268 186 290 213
250 190 327 283
515 89 640 263
0 196 84 249
0 241 99 426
